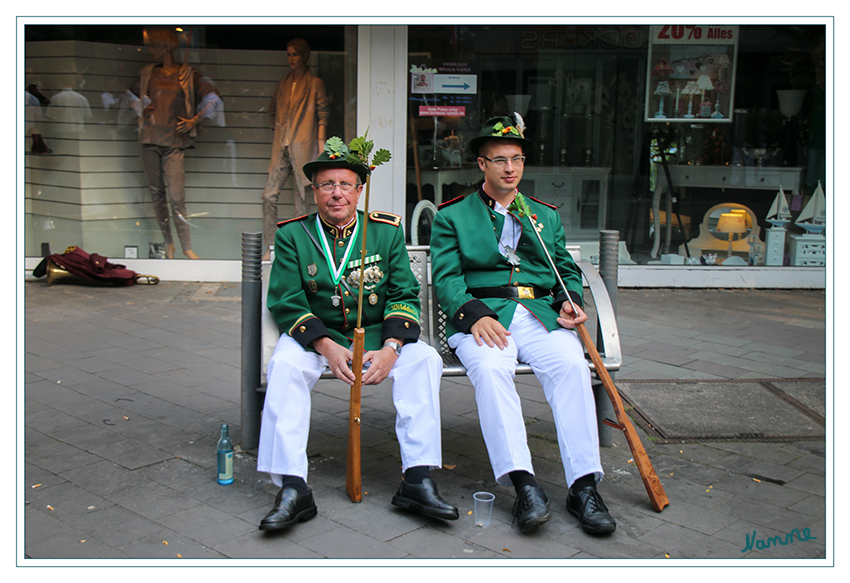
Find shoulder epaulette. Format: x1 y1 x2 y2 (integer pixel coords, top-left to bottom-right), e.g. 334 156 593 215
369 211 401 227
527 195 558 211
276 215 308 228
438 195 466 210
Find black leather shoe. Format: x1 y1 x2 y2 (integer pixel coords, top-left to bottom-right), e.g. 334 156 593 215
512 485 551 533
567 485 616 535
259 486 318 531
391 477 459 520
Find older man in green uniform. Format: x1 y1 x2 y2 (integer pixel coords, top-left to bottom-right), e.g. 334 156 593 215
430 115 616 535
256 138 458 532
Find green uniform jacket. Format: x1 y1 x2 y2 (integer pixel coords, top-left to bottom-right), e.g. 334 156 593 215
430 188 584 338
267 210 421 352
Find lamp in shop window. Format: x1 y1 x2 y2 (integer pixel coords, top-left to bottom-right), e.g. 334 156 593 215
682 81 701 118
730 208 752 229
654 81 672 118
713 54 732 79
652 59 674 76
715 212 748 258
711 77 728 118
697 75 715 117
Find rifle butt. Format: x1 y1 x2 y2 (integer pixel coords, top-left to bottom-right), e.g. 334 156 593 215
346 328 365 503
621 424 670 512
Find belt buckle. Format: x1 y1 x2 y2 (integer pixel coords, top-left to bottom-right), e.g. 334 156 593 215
516 285 535 299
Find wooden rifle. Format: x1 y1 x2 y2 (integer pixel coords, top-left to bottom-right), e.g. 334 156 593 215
346 174 371 503
338 134 391 503
525 213 669 512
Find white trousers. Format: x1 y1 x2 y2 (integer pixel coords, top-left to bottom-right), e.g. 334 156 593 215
257 334 444 487
450 306 603 488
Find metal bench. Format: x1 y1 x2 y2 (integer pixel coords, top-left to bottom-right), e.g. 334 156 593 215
240 231 623 451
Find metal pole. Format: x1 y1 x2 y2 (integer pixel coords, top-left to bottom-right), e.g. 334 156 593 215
595 230 619 447
240 232 264 451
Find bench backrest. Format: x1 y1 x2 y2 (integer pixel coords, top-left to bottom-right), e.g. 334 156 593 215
260 245 621 382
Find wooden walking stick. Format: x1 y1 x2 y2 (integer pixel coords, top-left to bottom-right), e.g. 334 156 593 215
522 205 669 512
342 134 391 503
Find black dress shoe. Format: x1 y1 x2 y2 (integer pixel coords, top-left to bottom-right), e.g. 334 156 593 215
391 477 459 520
512 485 551 533
259 486 318 531
566 485 616 535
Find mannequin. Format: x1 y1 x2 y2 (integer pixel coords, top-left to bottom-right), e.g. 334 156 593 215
130 28 222 259
26 81 52 154
260 38 329 259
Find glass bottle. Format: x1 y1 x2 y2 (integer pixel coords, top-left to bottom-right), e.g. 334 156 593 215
217 424 234 485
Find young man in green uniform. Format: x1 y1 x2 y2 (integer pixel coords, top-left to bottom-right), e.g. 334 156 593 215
256 139 458 532
430 115 616 535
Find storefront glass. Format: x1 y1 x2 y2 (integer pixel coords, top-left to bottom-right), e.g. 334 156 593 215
23 23 827 269
24 24 358 261
406 24 826 267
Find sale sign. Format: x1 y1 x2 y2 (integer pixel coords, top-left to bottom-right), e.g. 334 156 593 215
650 25 738 45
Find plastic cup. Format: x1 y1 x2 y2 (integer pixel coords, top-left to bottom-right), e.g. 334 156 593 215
473 491 495 528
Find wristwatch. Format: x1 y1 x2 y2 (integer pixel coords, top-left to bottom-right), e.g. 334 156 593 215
382 341 402 356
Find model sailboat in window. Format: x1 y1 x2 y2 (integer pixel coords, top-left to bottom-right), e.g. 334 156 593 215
765 187 792 227
795 181 826 234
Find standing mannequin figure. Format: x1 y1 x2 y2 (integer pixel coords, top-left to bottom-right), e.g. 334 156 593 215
260 38 329 259
130 28 222 259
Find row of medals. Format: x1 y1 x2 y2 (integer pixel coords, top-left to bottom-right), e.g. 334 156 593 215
307 262 384 307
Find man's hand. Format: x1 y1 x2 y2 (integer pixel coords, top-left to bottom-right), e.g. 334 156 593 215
470 316 511 349
361 343 399 385
312 337 356 385
557 301 588 329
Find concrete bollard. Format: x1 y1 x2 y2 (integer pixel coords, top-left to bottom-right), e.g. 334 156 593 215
241 232 264 451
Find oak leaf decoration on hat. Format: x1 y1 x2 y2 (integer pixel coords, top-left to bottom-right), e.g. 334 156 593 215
492 120 520 137
324 136 348 160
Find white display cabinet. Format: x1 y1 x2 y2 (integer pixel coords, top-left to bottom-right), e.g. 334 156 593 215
519 167 610 240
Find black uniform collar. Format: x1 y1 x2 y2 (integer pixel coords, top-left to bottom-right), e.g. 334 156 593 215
478 186 519 212
319 213 358 239
477 186 497 209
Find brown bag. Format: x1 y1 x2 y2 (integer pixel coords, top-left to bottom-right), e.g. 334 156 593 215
33 246 159 286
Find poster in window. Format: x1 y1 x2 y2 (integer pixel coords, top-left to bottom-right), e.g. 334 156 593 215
645 25 739 123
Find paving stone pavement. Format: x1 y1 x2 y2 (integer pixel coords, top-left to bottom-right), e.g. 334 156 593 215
19 281 831 567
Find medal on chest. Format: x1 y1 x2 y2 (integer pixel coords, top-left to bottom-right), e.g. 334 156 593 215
346 254 384 307
501 244 522 266
498 211 523 267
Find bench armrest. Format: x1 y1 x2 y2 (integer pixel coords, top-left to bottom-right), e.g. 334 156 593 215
577 260 622 371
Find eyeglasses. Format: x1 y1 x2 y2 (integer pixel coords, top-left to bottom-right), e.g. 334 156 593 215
314 182 359 194
481 155 526 167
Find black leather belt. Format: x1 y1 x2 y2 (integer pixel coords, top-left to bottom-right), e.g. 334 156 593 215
470 285 551 300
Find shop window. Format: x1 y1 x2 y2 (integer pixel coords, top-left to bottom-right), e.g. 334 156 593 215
24 24 357 261
406 24 827 268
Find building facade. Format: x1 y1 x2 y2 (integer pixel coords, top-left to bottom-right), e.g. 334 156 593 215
22 22 829 286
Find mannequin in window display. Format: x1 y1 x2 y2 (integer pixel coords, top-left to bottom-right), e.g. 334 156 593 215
47 73 92 135
260 38 330 260
129 28 222 260
26 79 52 154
